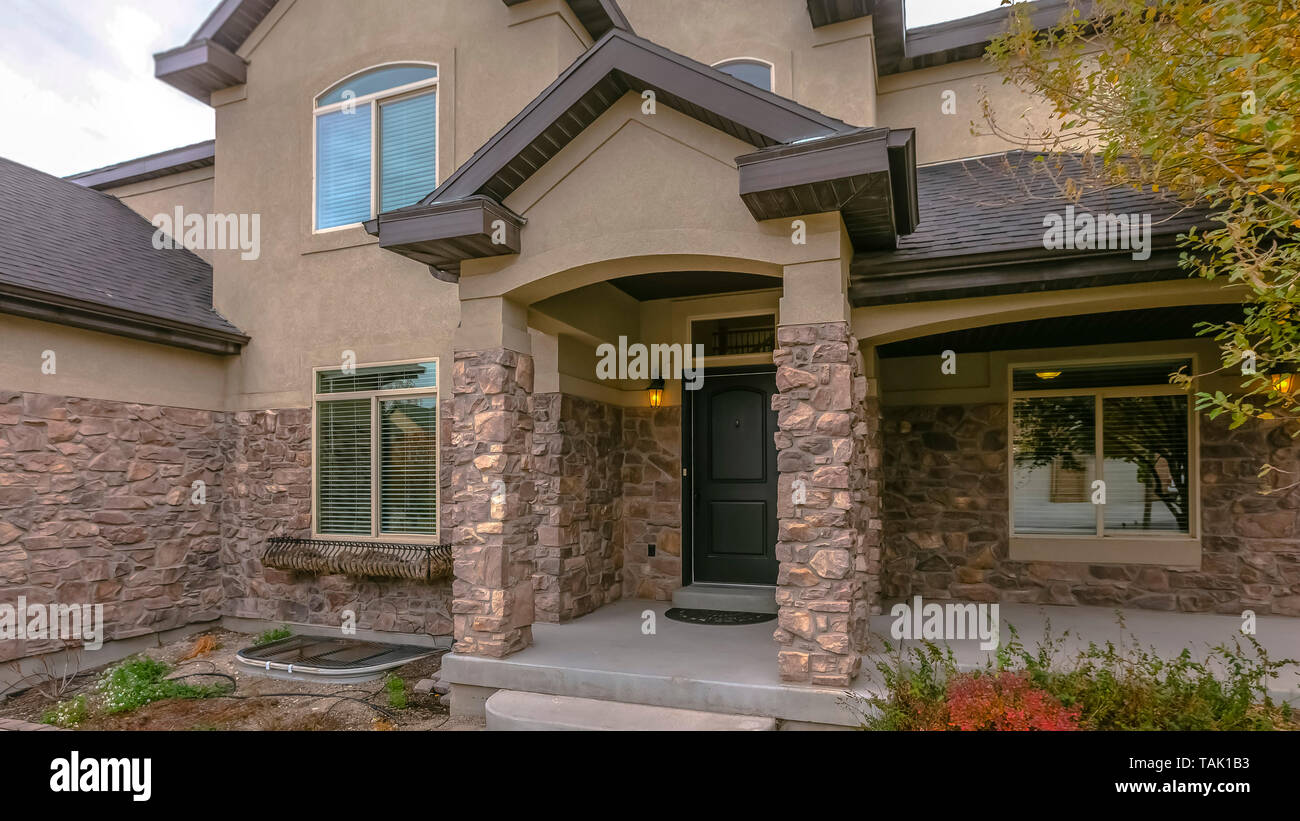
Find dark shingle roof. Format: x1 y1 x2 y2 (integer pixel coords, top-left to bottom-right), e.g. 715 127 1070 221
67 139 215 191
0 155 246 348
849 150 1216 306
890 150 1208 262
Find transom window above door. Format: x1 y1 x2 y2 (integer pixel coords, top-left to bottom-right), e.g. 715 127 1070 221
314 64 438 231
713 59 773 92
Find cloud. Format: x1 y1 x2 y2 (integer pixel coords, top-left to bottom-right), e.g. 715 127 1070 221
905 0 1008 29
0 0 215 177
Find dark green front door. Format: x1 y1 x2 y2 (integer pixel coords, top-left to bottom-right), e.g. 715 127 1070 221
690 370 779 585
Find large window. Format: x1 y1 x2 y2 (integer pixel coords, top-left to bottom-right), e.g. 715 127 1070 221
314 64 438 230
713 59 773 92
314 359 439 539
1011 359 1193 539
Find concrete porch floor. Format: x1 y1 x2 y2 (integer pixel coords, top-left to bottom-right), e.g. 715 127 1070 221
440 600 1300 728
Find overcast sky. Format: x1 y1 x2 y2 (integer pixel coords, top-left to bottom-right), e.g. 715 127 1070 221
0 0 1007 178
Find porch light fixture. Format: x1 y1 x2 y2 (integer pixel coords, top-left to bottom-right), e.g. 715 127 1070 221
1270 373 1297 396
1035 370 1062 381
648 378 665 407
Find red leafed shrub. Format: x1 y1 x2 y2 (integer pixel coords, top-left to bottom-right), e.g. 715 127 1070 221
945 671 1079 731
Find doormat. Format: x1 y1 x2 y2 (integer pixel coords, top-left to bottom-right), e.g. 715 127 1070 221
664 607 776 625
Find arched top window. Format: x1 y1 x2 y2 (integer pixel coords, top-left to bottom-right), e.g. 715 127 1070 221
316 65 438 107
313 63 439 231
713 59 773 92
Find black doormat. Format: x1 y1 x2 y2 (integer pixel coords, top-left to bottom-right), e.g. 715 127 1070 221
664 607 776 625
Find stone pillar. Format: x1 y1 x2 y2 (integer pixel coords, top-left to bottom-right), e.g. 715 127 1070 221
772 255 881 686
448 297 536 657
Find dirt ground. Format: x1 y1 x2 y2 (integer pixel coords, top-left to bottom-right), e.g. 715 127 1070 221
0 628 484 731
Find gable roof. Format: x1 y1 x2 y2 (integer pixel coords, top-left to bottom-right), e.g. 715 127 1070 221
368 28 917 280
425 29 854 206
503 0 633 39
0 156 247 354
849 151 1213 306
157 0 637 103
873 0 1090 76
67 140 215 191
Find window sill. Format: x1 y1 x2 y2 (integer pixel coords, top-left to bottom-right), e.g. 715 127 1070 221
1009 536 1201 568
302 223 379 256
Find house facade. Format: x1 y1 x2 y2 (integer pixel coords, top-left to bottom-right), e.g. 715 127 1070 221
2 0 1296 702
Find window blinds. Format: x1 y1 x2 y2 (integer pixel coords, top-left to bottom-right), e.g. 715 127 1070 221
315 399 372 535
379 92 438 213
315 104 373 229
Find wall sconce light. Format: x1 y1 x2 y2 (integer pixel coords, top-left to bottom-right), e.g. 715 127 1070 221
648 378 665 407
1270 373 1297 396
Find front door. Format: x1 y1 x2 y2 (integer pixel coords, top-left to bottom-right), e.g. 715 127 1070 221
688 370 779 585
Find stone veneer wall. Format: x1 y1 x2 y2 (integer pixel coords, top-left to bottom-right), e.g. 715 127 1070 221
771 322 881 686
531 393 623 621
882 403 1300 615
218 408 453 635
0 389 455 665
0 391 224 662
621 406 683 600
446 349 537 657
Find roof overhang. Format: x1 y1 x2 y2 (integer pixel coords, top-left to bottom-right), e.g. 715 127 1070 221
737 127 917 251
805 0 874 29
503 0 633 40
0 282 249 355
371 30 918 280
67 141 216 190
154 39 247 103
874 0 1089 76
364 197 526 282
849 245 1190 307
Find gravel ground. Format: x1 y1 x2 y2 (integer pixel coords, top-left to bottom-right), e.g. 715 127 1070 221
0 628 484 731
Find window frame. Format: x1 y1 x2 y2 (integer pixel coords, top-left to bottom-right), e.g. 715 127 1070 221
311 356 441 542
1006 353 1201 567
711 57 775 92
311 62 440 234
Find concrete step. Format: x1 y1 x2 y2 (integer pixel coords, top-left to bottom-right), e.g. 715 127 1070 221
485 690 776 731
671 583 777 614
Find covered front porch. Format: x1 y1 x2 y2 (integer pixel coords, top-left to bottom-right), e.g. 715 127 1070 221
440 599 1300 728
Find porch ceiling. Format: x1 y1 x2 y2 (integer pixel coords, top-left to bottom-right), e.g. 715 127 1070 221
608 270 780 301
876 304 1242 358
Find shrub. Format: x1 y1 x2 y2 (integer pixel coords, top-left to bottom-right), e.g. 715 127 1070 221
253 626 293 646
385 673 408 710
41 694 89 728
855 622 1298 731
97 656 231 715
946 672 1079 731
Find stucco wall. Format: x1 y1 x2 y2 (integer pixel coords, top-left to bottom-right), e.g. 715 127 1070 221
0 315 229 412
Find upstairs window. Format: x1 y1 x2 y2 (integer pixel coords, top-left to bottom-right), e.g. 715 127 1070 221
314 64 438 230
713 59 773 92
1011 359 1193 538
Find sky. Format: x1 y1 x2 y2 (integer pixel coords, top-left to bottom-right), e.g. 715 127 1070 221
0 0 1008 178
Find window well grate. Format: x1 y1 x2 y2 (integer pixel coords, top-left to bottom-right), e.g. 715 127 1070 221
236 636 436 682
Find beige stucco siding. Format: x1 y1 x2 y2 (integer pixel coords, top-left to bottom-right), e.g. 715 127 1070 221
0 314 228 410
202 0 598 410
623 0 875 127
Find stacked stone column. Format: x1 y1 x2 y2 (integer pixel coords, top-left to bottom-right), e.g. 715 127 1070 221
448 349 536 657
772 321 881 686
